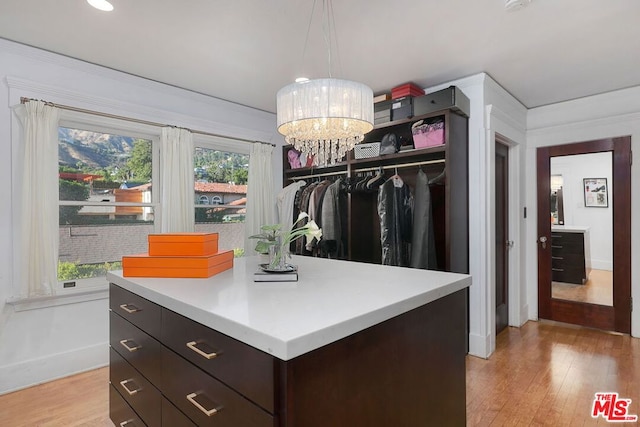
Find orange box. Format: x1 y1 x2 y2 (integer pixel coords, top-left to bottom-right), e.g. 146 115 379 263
148 233 219 257
122 250 233 278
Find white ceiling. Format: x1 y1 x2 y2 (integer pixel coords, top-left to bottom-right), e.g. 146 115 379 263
1 0 639 113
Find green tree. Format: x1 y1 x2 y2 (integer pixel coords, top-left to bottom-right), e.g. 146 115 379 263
126 139 152 182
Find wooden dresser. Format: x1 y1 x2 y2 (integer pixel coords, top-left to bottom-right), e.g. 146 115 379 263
107 256 471 426
551 226 591 284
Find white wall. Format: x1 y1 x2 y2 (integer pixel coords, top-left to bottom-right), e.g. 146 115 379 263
0 38 282 394
551 152 613 270
425 73 528 358
526 85 640 337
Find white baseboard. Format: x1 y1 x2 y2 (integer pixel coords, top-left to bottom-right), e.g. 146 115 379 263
468 332 492 359
0 342 109 395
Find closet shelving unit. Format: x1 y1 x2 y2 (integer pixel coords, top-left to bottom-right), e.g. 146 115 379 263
282 107 469 274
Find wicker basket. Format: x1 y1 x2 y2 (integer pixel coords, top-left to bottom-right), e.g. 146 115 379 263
354 142 381 159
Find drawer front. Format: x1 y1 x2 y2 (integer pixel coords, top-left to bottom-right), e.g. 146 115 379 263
162 346 274 427
552 266 587 284
162 308 274 412
162 397 197 427
110 348 161 427
110 384 147 427
111 310 162 385
551 253 585 269
110 284 161 338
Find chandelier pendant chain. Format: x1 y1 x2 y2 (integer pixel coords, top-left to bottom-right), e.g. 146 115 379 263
275 0 374 167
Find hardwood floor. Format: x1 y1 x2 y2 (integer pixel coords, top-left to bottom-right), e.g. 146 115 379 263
467 320 640 426
552 269 613 306
0 320 638 426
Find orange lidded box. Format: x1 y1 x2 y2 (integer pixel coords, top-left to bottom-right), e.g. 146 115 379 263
148 232 219 257
122 250 233 278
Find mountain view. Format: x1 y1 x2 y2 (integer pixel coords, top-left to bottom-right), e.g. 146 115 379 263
58 127 136 170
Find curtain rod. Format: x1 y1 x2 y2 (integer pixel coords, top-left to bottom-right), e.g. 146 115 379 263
20 97 276 147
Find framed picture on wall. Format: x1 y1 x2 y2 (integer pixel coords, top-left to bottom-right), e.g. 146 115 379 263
583 178 608 207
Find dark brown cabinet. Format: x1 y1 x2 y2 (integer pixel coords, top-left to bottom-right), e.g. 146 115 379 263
109 282 468 426
551 230 590 284
282 105 468 274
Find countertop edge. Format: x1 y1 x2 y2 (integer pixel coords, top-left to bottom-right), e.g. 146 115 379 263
107 268 471 361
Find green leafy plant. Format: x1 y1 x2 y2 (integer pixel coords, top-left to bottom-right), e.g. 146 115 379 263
249 213 322 268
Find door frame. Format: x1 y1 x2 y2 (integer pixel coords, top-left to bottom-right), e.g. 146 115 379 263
536 137 631 333
495 141 509 334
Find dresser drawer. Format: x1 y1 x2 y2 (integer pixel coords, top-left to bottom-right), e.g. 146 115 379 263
110 384 147 427
111 310 162 385
162 308 275 412
162 396 197 427
110 284 161 338
162 346 274 427
110 348 161 427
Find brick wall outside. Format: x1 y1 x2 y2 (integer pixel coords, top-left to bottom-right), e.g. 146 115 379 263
59 222 245 265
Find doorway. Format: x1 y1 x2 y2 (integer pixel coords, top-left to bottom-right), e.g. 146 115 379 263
536 137 631 333
495 141 509 334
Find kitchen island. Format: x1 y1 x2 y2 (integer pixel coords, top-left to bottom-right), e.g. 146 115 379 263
107 255 472 426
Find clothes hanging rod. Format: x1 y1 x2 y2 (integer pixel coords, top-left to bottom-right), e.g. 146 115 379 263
353 158 445 173
19 97 275 147
290 169 347 180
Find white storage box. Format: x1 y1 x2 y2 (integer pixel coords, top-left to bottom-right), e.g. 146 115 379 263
354 142 380 159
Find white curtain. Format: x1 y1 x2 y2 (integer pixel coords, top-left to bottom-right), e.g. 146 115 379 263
244 143 274 254
17 101 60 297
160 127 194 232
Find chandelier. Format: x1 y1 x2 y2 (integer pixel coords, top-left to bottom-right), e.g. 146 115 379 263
276 1 374 167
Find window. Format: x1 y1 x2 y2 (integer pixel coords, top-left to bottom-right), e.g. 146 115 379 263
193 146 249 253
58 125 158 288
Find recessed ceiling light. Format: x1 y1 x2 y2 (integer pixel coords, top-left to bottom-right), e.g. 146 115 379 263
87 0 114 12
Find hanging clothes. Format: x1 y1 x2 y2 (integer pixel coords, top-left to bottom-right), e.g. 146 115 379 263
306 180 332 251
410 170 438 269
378 175 413 266
294 182 318 255
319 178 346 259
276 180 306 233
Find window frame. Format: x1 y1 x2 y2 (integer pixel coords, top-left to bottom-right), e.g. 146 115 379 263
55 110 161 290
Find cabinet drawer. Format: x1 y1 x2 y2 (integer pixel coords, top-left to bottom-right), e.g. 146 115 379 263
110 311 162 385
162 396 197 427
162 308 274 412
110 284 161 338
110 348 161 427
552 266 587 284
162 346 274 427
110 384 147 427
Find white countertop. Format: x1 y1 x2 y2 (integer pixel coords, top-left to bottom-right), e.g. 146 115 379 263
107 256 471 361
552 225 590 233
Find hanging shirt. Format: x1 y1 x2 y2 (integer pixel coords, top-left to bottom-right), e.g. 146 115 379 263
410 170 438 269
378 176 413 266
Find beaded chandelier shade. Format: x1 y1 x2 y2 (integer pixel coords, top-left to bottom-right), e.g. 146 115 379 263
277 78 373 166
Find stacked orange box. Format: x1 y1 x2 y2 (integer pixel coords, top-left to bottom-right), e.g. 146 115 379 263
122 233 234 278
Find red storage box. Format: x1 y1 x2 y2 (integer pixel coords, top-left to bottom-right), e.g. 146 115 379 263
391 83 425 99
411 119 445 148
148 233 218 256
122 250 234 278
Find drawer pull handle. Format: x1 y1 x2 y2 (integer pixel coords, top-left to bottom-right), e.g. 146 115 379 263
186 341 218 360
187 392 220 417
552 268 565 272
119 304 140 314
552 256 564 260
120 420 137 427
551 245 562 249
119 339 141 352
119 379 142 396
